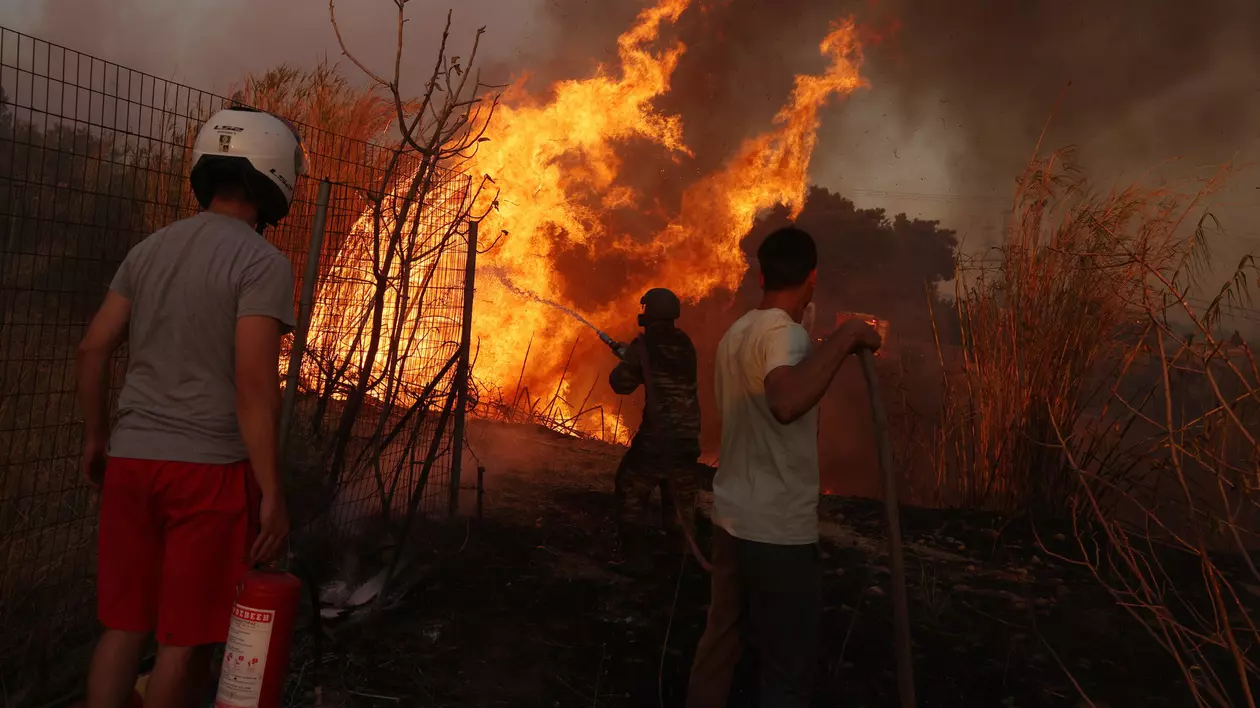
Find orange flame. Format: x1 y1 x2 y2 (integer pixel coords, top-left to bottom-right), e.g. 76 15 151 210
466 0 694 435
309 0 868 441
305 176 471 402
645 19 867 298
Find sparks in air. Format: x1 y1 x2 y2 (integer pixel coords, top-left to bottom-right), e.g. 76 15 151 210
305 0 869 441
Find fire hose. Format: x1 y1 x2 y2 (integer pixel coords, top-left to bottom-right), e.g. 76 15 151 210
858 349 917 708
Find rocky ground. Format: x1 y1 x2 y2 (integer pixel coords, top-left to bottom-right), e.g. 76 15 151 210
282 419 1226 708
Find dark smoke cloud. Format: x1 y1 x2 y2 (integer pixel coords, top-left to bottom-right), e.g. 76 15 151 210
831 0 1260 342
531 1 1249 241
20 0 1255 247
514 0 1260 451
858 0 1260 184
525 0 1260 337
13 0 1259 370
526 0 1260 202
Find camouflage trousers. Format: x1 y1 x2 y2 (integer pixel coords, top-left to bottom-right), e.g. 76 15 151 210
614 436 701 553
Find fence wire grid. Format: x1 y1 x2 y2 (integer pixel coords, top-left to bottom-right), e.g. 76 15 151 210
0 25 472 703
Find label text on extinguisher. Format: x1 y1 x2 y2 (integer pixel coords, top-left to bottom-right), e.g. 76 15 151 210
214 603 274 708
233 606 274 623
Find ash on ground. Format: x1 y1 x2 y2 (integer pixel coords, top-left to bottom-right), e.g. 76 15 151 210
283 418 1229 708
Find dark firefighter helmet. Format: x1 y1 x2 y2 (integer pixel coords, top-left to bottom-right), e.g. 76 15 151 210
638 287 681 326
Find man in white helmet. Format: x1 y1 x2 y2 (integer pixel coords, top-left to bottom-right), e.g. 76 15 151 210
75 106 306 708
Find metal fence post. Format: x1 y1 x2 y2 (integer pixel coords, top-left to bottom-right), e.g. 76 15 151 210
449 218 479 516
280 179 332 464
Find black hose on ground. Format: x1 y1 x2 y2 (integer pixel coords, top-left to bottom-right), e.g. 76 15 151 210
673 495 712 572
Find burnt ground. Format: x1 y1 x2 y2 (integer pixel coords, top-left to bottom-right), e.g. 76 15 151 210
282 420 1227 708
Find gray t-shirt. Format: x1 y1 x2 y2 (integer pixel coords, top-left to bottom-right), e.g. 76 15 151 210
108 211 296 463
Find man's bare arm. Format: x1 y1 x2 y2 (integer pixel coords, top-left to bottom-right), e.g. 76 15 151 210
235 315 284 498
764 322 880 425
76 291 132 446
236 315 291 563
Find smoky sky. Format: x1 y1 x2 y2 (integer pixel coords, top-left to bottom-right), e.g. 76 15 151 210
521 0 1260 208
865 0 1259 182
7 0 1259 449
9 0 1259 321
523 0 1260 333
4 0 541 97
13 0 1258 206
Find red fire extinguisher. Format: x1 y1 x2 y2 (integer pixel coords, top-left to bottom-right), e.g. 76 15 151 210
214 561 302 708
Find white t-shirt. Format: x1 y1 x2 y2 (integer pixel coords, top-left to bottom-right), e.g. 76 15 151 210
712 308 820 545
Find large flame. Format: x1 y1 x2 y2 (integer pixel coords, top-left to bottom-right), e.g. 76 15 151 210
305 177 471 402
643 19 868 298
308 0 867 440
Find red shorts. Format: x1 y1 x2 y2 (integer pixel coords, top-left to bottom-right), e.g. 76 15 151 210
98 457 260 647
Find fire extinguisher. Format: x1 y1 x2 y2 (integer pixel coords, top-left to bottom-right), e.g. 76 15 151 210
214 561 302 708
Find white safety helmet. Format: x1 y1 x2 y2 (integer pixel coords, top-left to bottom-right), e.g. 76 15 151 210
190 106 308 226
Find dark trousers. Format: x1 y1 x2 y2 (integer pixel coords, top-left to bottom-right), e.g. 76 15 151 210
687 527 822 708
614 436 700 545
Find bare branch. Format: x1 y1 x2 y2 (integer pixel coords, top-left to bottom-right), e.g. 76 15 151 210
329 0 392 88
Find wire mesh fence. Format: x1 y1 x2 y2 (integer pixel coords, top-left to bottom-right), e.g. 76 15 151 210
294 168 471 540
0 24 471 703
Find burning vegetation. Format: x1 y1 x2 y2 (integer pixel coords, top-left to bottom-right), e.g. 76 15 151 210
302 0 869 441
3 0 1260 704
281 2 1260 697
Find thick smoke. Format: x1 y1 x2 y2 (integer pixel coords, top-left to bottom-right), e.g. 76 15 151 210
23 0 1259 219
513 0 1260 464
519 0 1260 253
527 0 1259 198
21 0 1259 456
863 0 1259 184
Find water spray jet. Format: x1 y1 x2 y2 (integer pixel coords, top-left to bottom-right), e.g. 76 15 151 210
485 266 627 359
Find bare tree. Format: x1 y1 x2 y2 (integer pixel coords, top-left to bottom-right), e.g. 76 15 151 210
296 1 501 545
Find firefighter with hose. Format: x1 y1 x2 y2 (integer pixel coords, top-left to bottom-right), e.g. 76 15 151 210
76 107 303 708
686 226 883 708
606 288 707 570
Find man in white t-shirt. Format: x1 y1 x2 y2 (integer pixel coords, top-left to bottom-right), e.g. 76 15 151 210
686 227 881 708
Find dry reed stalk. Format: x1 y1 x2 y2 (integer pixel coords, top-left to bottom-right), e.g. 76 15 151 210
935 146 1260 705
931 148 1218 514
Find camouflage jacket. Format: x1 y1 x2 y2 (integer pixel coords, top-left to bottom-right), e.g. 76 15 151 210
608 325 701 441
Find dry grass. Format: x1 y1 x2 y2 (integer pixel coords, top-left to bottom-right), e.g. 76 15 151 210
929 146 1260 705
929 148 1234 514
467 338 632 446
237 60 397 143
234 60 399 195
